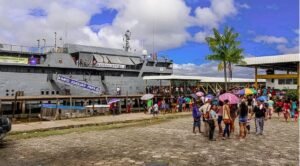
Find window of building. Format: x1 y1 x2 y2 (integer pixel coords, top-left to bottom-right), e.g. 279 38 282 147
293 79 298 85
41 91 44 95
46 91 49 95
52 91 55 95
56 91 59 95
278 79 285 85
285 79 293 85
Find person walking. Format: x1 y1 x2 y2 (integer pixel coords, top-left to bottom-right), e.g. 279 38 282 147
251 99 267 135
192 102 202 134
275 99 284 117
291 99 297 119
208 105 217 141
247 96 253 113
147 99 153 114
229 104 238 133
199 98 211 137
217 101 224 135
238 100 248 139
283 100 291 122
222 100 231 140
267 97 274 119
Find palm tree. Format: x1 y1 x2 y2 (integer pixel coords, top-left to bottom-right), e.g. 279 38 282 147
205 27 244 91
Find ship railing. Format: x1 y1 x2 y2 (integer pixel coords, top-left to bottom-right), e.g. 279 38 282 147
0 43 55 54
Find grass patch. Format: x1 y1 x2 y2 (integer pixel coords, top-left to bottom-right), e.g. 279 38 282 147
7 114 189 140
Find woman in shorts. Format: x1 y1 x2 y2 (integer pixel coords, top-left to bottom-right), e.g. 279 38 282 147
238 100 248 139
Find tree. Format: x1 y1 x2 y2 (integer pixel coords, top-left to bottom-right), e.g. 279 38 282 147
205 27 244 91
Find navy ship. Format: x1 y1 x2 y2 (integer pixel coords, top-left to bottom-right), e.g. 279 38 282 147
0 31 173 97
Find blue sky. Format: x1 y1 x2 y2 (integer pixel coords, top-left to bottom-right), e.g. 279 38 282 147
0 0 298 77
88 0 299 65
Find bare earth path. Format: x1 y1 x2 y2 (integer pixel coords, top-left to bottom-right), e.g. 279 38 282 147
0 117 298 166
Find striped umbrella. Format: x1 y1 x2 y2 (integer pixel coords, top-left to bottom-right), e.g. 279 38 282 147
238 88 257 95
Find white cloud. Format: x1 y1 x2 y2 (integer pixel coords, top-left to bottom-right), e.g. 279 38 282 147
254 35 288 44
0 0 104 47
192 0 237 43
0 0 244 53
237 3 250 9
87 0 193 52
194 31 211 43
255 30 299 54
276 44 299 54
194 0 237 29
173 62 258 78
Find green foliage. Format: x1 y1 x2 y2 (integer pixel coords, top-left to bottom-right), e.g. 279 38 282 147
205 26 245 90
285 89 298 100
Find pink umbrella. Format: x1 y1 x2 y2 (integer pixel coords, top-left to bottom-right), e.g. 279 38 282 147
219 93 240 104
196 91 204 97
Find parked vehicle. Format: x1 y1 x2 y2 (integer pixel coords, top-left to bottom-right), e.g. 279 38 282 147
0 116 11 140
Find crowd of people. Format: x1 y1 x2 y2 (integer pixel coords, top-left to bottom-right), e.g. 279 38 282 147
144 87 299 141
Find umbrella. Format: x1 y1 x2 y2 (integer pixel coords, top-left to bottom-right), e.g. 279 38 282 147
196 91 204 97
108 98 120 105
184 97 191 103
190 94 198 99
219 93 240 104
141 94 154 100
257 96 268 102
238 88 257 95
205 94 214 99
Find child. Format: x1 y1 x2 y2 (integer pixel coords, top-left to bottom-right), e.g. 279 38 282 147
192 103 202 134
294 109 299 122
153 103 159 117
246 118 251 134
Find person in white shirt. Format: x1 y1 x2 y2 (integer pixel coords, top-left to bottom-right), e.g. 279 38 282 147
199 98 211 137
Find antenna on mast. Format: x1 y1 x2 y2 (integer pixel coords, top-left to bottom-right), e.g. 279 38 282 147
54 32 57 52
123 30 131 52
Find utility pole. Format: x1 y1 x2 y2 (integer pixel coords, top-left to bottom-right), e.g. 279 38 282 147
37 39 40 53
54 32 57 52
42 39 46 53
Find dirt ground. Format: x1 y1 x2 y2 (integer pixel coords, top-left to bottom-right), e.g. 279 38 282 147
0 116 298 166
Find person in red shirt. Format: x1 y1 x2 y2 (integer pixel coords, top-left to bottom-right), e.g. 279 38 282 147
276 99 284 117
283 100 291 122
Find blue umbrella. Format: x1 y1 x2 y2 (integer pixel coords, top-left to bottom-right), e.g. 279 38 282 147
206 94 214 99
257 96 268 102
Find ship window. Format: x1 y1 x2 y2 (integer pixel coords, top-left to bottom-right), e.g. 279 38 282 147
146 62 154 66
11 89 14 92
41 91 44 95
46 91 49 95
6 93 9 96
6 89 9 92
52 91 55 95
11 94 14 96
